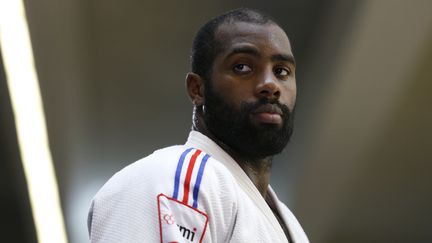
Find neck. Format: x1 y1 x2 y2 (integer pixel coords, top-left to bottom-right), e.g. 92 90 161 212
192 106 273 198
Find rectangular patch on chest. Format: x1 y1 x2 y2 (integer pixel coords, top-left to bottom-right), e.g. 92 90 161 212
157 194 208 243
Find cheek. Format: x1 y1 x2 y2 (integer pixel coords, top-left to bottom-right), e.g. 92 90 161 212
210 74 254 105
280 81 297 109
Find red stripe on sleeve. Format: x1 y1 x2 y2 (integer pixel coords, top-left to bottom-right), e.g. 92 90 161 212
182 149 201 204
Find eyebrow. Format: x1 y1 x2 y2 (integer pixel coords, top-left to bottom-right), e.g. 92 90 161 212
225 46 296 66
271 54 296 66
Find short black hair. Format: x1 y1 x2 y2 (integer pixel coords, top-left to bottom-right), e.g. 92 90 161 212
191 8 278 82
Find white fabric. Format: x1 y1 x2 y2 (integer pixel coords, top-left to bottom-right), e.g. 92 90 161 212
88 131 309 243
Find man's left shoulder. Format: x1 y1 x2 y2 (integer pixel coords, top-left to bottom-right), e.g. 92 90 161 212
87 145 196 242
94 145 189 198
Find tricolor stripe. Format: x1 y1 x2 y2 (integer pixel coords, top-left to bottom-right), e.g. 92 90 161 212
182 149 202 204
172 148 210 208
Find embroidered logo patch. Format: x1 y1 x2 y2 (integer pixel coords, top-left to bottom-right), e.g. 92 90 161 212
157 194 208 243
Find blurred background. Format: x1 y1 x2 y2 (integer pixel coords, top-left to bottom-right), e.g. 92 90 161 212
1 0 431 242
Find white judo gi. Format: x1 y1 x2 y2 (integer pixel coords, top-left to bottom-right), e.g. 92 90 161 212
88 131 309 243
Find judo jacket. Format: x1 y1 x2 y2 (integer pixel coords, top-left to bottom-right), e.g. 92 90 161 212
88 131 309 243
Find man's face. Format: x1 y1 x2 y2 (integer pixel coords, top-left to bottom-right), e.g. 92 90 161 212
203 22 297 159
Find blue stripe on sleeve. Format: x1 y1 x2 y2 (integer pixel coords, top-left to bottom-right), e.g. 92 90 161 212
192 154 210 208
173 148 194 199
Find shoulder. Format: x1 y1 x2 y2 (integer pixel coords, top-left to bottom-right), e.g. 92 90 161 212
93 146 238 202
88 145 187 242
88 145 239 242
94 145 185 197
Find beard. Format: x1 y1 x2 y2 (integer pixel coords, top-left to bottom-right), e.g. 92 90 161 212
203 84 294 160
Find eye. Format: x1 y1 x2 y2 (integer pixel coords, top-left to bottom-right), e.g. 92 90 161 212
274 67 291 77
233 64 252 73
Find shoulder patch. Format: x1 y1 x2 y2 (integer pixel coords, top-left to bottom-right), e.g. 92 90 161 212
157 194 208 243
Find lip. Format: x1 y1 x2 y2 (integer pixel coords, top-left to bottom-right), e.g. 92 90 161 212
251 104 283 115
251 104 283 124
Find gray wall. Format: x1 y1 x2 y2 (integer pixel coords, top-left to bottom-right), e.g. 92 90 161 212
17 0 432 242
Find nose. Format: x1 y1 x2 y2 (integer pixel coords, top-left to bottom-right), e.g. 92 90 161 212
255 72 281 100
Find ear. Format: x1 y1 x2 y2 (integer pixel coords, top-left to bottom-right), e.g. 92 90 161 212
186 72 205 106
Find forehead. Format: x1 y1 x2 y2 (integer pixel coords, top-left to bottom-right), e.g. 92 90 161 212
214 22 293 57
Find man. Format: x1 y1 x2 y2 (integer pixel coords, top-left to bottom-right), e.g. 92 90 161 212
88 8 309 243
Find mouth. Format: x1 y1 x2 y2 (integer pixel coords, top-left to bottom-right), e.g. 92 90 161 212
250 104 283 125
